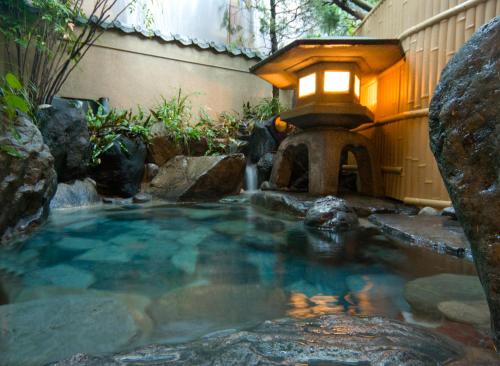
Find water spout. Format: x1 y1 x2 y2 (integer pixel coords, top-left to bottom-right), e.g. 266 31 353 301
245 163 258 192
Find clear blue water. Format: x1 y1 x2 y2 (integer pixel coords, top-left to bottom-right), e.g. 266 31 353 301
0 202 477 365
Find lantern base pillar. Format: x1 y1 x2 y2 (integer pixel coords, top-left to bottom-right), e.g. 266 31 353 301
269 127 384 197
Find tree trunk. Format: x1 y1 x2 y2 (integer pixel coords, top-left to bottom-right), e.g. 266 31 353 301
270 0 279 99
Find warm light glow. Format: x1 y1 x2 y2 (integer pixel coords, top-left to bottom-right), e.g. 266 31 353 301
274 116 287 132
324 71 350 93
354 75 360 98
298 73 316 97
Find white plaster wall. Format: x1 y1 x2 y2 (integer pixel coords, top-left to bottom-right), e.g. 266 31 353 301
59 30 273 118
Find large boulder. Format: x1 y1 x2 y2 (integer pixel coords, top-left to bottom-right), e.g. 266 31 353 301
51 315 463 365
429 17 500 345
305 196 359 232
0 116 57 244
90 136 147 198
38 98 90 182
147 123 182 166
50 178 101 209
147 122 209 166
148 154 245 201
247 118 278 164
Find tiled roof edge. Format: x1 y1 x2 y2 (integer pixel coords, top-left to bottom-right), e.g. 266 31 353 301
91 17 265 61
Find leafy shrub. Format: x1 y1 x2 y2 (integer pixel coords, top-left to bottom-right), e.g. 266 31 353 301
0 72 34 157
149 90 244 156
242 97 284 121
0 0 135 106
86 106 153 165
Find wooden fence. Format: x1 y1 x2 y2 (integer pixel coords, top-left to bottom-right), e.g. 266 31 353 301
355 0 499 206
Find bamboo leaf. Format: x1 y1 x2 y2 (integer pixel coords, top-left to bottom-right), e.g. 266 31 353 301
4 94 29 113
5 73 22 90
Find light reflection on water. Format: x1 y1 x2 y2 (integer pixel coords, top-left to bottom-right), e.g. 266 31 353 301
0 202 478 365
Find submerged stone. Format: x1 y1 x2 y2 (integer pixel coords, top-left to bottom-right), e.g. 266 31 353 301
51 314 464 366
404 273 486 317
437 300 490 328
0 295 139 366
76 245 132 263
146 284 287 342
171 246 199 274
24 264 95 288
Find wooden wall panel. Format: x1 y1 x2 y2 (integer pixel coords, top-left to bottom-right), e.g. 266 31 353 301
355 0 499 203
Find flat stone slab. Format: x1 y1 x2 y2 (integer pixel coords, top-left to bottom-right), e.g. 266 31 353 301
250 191 415 218
51 315 464 365
369 214 472 259
0 295 139 366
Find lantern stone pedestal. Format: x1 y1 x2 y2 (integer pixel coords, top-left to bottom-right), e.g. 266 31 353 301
269 128 384 197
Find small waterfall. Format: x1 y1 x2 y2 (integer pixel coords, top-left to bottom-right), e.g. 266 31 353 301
245 163 258 192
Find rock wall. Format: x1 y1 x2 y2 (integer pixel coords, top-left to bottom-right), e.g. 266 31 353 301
429 17 500 346
0 116 57 244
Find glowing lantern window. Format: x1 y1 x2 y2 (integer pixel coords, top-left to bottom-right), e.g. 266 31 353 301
298 73 316 97
324 71 350 93
354 74 360 98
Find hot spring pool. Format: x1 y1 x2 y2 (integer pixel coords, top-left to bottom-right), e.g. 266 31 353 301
0 201 479 365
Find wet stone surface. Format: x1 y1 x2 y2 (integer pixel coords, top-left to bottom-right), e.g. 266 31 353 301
51 315 464 366
368 214 471 259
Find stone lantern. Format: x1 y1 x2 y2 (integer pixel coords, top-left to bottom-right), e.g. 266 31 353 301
250 38 404 196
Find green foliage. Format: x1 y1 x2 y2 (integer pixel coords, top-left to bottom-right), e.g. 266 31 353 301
0 0 136 106
242 97 283 121
150 89 193 146
86 106 153 166
0 72 33 157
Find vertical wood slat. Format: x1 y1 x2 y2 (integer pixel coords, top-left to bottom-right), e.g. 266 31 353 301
355 0 499 202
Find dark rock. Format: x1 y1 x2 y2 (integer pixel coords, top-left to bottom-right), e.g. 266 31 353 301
38 98 90 182
247 118 278 164
0 295 139 366
132 193 151 203
0 116 57 244
250 191 313 217
369 214 471 259
429 17 500 344
50 314 464 366
441 206 457 220
148 154 245 201
90 136 147 198
305 196 359 232
256 152 275 187
50 178 101 209
143 163 159 182
404 274 486 318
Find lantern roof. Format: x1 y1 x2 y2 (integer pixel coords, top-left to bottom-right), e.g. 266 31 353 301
250 37 404 89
